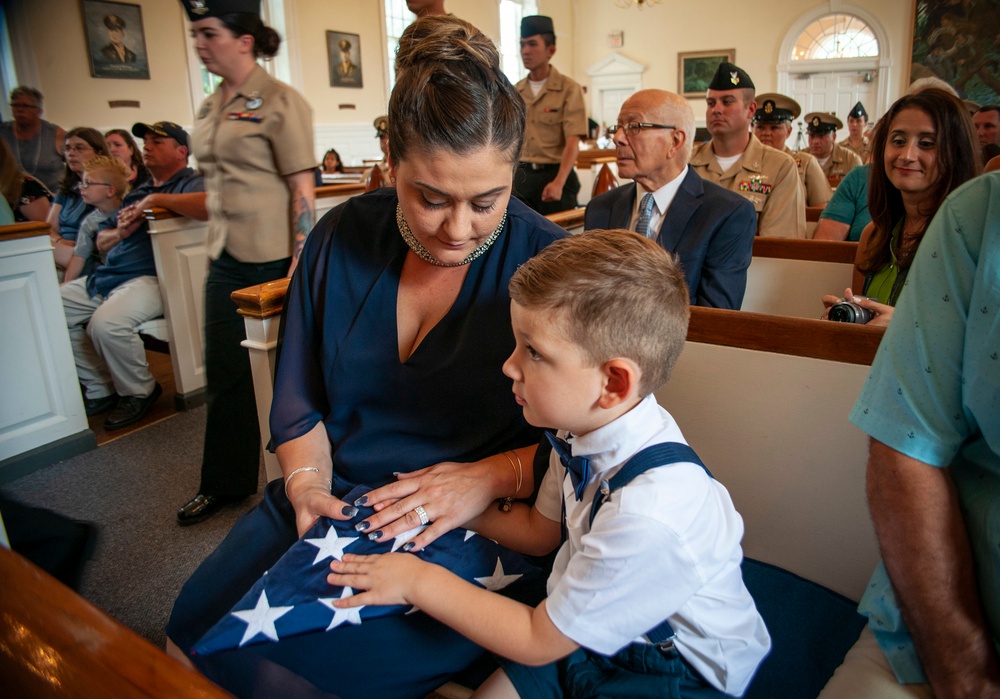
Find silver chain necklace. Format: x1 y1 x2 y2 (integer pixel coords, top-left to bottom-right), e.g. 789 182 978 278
396 203 506 267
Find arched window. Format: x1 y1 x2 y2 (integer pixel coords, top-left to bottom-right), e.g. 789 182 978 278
791 14 879 61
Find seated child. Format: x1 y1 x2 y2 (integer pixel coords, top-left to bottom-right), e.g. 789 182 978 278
62 156 129 284
329 229 771 698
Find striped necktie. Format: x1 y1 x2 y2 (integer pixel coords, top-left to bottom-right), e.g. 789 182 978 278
636 192 656 238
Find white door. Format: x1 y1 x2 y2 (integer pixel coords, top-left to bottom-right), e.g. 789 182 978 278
787 70 877 148
599 88 634 132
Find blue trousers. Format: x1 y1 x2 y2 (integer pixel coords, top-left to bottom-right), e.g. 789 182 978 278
500 643 728 699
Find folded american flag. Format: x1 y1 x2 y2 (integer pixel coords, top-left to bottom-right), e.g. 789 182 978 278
194 485 539 655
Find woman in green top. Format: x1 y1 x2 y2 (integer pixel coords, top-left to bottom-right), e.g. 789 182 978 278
822 89 978 326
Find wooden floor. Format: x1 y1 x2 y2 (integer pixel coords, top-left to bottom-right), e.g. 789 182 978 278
89 349 179 446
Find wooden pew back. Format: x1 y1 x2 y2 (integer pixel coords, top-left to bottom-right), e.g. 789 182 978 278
656 307 882 599
741 238 857 318
0 546 232 698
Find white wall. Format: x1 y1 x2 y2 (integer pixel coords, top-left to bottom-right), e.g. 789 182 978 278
15 0 915 152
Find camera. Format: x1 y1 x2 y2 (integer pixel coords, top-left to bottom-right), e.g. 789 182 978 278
829 300 873 324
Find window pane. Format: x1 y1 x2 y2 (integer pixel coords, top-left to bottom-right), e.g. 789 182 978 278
792 14 879 61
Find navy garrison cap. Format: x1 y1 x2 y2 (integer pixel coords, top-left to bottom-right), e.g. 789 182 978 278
753 93 800 124
104 15 126 30
848 102 868 120
180 0 260 21
708 62 755 91
521 15 555 39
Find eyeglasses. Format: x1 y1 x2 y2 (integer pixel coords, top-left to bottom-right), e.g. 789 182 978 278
80 181 113 189
62 144 95 154
10 102 40 110
605 122 676 139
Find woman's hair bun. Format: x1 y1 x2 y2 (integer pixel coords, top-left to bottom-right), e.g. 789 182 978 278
395 14 500 76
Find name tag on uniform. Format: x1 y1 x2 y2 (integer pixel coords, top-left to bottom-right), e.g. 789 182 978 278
227 112 263 122
738 176 772 195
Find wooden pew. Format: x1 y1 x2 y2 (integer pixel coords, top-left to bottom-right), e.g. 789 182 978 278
0 545 233 698
0 223 94 481
741 238 858 318
591 162 618 198
656 307 883 599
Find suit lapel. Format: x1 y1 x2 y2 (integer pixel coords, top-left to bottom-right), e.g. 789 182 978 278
609 183 636 229
655 169 702 251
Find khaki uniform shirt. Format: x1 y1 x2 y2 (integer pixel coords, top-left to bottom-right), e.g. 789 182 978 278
839 135 872 164
193 65 317 262
516 65 588 164
809 142 863 186
690 135 806 238
784 147 833 207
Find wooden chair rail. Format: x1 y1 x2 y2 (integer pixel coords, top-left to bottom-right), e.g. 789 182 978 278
0 546 233 698
0 221 50 241
752 237 858 264
688 306 883 365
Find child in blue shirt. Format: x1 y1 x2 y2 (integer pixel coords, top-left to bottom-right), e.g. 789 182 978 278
330 229 770 697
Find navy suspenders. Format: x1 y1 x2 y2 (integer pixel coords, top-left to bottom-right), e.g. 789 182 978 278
580 441 713 646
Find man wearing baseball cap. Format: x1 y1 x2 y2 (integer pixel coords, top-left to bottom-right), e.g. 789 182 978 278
752 93 832 207
801 112 861 186
513 15 588 215
61 120 206 430
690 62 805 237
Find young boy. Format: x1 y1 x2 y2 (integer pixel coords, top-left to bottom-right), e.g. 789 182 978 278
329 229 771 697
62 155 130 284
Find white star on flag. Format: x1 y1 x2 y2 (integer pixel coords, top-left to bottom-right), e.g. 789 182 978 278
305 528 359 565
474 558 523 591
231 590 293 647
464 530 476 542
391 524 428 552
320 587 365 629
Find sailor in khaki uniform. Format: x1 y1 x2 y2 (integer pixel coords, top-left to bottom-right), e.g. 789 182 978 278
690 62 805 238
514 15 588 215
802 112 862 187
839 101 872 164
753 93 832 207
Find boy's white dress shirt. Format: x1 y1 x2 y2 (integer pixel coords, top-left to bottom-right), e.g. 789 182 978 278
534 394 771 695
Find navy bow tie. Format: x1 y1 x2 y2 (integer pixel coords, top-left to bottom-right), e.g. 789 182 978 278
545 432 590 501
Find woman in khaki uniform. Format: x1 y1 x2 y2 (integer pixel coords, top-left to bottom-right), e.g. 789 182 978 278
177 0 317 525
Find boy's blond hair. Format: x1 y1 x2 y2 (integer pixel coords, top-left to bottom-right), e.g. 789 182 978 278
82 155 131 199
509 229 690 396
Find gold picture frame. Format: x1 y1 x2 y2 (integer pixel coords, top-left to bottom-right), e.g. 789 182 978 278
678 49 736 98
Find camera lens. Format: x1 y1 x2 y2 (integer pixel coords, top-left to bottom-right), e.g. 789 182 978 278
829 301 872 324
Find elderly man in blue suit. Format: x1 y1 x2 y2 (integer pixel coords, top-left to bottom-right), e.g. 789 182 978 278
585 89 756 309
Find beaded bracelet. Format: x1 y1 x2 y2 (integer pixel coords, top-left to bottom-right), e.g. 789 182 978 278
498 450 524 512
284 466 330 498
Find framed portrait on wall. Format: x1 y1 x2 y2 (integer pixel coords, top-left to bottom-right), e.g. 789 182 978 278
327 31 363 88
81 0 150 80
678 49 736 98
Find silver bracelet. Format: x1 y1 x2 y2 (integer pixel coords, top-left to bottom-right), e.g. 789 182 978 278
284 466 326 498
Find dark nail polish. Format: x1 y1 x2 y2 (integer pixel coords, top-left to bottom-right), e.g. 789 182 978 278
354 520 370 532
354 495 368 506
341 506 359 518
402 542 415 552
367 530 383 541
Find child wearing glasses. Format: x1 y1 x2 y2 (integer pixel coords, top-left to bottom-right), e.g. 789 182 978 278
62 156 129 284
329 229 770 698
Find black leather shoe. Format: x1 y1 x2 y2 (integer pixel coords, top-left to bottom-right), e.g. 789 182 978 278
177 493 233 526
104 382 162 430
84 393 119 416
